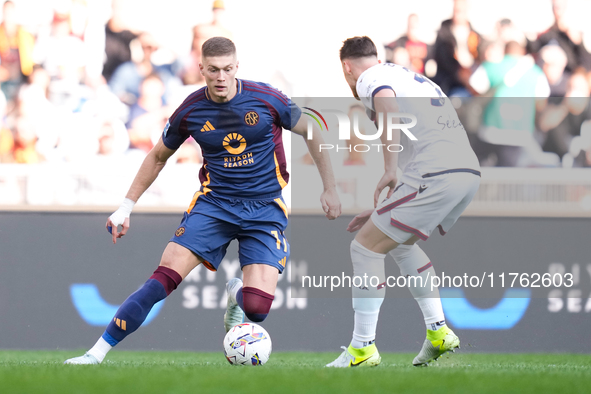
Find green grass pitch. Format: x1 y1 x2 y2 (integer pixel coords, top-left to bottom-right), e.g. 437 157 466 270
1 350 590 394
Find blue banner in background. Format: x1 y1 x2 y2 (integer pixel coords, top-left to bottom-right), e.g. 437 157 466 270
441 288 531 330
0 212 589 353
70 284 165 326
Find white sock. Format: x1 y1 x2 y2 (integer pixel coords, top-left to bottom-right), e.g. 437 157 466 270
87 337 112 363
350 239 386 348
230 282 241 302
389 244 445 326
427 319 447 331
351 311 379 348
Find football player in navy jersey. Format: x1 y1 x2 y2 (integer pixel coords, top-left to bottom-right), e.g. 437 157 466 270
65 37 341 364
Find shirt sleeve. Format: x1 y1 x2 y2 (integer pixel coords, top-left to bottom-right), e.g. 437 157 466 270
356 67 395 112
258 82 301 130
161 106 191 150
287 100 302 129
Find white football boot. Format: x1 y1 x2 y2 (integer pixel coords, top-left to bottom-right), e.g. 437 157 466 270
63 353 100 365
326 344 381 368
413 325 460 366
224 278 245 332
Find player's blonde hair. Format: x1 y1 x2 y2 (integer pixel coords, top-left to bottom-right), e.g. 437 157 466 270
202 37 236 58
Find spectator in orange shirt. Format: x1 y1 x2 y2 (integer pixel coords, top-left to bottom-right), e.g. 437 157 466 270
0 0 35 104
13 116 43 164
0 89 13 162
385 14 429 74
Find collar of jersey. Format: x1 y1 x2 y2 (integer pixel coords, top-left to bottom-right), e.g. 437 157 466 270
357 63 382 91
204 79 242 104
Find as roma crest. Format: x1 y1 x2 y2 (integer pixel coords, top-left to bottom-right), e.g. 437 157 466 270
244 111 259 126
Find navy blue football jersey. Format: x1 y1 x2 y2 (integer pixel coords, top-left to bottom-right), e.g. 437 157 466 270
162 79 301 200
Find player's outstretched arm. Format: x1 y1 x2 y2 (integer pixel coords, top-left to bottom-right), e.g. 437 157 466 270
373 89 400 207
107 137 176 244
290 117 341 220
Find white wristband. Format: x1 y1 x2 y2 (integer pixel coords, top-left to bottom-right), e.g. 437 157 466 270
119 198 135 215
109 198 135 228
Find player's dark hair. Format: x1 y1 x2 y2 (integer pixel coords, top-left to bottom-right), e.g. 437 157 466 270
340 36 377 61
202 37 236 58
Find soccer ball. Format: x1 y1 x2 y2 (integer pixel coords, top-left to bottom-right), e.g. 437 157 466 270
223 323 272 366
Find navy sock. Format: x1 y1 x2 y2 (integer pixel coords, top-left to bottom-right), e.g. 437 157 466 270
237 288 244 310
102 267 182 346
102 279 167 345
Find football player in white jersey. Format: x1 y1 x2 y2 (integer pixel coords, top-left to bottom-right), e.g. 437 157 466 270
327 36 481 368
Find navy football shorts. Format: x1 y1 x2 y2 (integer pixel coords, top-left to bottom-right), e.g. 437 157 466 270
170 193 289 273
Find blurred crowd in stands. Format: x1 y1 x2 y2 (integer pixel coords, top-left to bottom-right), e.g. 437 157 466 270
380 0 591 168
0 0 227 167
0 0 590 170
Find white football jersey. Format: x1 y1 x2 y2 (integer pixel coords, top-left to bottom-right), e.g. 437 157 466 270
356 63 480 188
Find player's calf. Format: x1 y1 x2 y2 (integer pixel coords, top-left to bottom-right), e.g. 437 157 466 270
350 239 386 349
237 287 274 322
390 244 446 329
104 266 182 344
64 266 182 365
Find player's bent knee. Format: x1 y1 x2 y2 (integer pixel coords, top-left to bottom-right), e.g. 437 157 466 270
354 219 400 254
149 266 183 295
241 287 274 323
159 242 202 279
390 244 431 277
350 239 386 277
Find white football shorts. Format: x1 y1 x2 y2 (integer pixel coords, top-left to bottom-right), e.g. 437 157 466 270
370 170 480 243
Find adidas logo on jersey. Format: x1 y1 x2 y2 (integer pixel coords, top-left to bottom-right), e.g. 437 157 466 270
201 121 216 132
